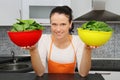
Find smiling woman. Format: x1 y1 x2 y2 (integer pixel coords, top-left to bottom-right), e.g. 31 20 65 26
22 6 98 77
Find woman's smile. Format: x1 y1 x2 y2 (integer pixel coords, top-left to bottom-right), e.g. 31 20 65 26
50 13 71 39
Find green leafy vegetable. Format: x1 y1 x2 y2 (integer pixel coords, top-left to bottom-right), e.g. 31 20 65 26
80 20 113 32
11 19 45 32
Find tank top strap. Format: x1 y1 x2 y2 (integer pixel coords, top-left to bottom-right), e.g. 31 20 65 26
48 35 54 60
68 35 76 62
48 35 76 62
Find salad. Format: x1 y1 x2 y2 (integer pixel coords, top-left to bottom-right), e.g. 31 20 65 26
11 19 45 32
80 20 113 32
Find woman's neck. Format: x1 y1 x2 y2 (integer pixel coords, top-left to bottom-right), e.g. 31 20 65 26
53 35 71 49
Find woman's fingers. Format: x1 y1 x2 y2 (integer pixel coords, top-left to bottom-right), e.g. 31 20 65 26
89 46 99 48
86 45 99 49
21 45 37 50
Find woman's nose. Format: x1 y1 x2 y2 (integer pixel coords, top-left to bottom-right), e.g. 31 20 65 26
56 26 61 31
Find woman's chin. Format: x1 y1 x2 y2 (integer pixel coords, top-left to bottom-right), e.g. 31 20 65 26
56 37 63 40
54 35 63 40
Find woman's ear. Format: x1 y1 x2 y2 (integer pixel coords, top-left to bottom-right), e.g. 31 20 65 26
69 21 72 28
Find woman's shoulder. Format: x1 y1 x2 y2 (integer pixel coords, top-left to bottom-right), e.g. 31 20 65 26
40 34 51 40
72 35 84 45
39 34 52 43
72 35 80 41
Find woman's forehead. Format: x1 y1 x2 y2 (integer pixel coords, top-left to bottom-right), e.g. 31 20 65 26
51 13 69 18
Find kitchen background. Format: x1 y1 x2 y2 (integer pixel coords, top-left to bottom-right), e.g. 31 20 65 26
0 0 120 59
0 22 120 59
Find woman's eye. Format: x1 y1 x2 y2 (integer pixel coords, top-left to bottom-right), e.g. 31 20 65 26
52 23 57 26
61 23 66 26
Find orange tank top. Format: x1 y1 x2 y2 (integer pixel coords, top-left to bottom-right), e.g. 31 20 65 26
48 35 76 73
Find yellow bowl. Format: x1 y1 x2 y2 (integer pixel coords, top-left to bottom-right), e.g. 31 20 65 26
77 28 113 46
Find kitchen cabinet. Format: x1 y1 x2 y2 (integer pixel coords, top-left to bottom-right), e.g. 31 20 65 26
22 0 71 25
29 0 70 6
22 0 92 25
0 0 21 26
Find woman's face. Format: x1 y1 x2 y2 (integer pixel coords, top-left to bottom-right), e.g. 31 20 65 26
50 13 72 40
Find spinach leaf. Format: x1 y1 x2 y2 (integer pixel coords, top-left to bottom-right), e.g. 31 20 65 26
11 19 45 32
80 20 113 32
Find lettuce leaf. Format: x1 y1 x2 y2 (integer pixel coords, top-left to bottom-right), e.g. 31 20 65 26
11 19 45 32
80 20 113 32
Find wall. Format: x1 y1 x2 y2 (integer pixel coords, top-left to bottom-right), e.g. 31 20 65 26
105 0 120 15
71 0 92 19
0 23 120 59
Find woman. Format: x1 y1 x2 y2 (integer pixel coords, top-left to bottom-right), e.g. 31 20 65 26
26 6 96 77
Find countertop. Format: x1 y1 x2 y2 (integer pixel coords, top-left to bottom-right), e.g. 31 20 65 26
0 57 30 63
1 57 120 72
0 71 119 80
0 57 120 80
91 60 120 71
0 57 33 73
90 71 120 80
0 73 104 80
0 57 13 63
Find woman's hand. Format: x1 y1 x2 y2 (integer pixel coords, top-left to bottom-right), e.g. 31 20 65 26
21 44 38 51
85 45 99 49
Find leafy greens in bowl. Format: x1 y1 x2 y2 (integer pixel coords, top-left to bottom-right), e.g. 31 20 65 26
11 19 45 32
80 20 113 32
8 19 45 47
77 21 113 46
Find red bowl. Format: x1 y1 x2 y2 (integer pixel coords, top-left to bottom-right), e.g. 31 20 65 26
7 30 42 47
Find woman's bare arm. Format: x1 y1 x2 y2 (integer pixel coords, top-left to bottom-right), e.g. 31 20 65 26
78 45 97 77
25 46 45 76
